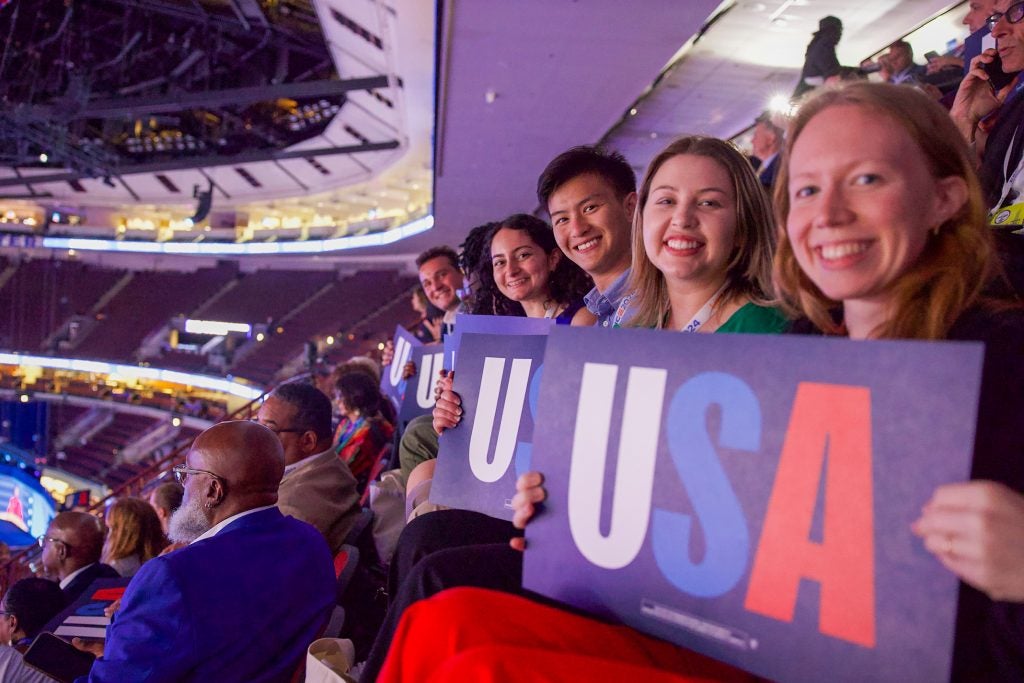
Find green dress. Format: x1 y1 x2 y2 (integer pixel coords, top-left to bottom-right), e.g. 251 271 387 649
715 302 789 334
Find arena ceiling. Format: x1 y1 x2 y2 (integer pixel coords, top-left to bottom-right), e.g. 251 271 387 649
0 0 433 241
0 0 965 259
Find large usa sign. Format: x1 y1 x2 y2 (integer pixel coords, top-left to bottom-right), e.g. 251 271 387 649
523 325 983 683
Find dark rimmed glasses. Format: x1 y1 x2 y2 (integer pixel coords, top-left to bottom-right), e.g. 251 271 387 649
988 1 1024 30
172 464 225 486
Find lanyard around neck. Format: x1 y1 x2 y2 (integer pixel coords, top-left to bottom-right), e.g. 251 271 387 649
675 281 729 333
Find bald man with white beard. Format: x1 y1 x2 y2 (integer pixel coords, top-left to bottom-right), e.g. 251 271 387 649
79 421 335 683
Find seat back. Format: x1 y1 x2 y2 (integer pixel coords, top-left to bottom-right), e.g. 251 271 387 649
358 443 393 507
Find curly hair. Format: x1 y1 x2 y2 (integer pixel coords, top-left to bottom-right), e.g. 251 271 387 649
335 371 383 417
455 222 500 314
102 497 167 567
473 214 593 317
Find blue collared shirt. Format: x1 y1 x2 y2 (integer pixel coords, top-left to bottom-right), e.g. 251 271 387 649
584 268 633 328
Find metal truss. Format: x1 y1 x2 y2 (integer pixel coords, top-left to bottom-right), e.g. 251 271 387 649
0 139 401 189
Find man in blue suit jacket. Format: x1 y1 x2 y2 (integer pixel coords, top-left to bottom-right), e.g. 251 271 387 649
80 420 336 683
751 112 784 192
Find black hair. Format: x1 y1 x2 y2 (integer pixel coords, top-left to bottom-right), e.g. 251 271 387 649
335 372 383 417
415 245 459 271
458 223 497 275
3 578 67 638
474 214 593 317
536 146 637 210
269 380 333 441
455 222 501 315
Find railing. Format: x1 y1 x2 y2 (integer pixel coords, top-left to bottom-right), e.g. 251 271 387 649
0 372 310 592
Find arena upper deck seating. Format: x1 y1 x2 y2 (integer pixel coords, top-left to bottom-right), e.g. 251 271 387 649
195 268 337 325
0 258 126 352
73 264 237 361
230 270 418 384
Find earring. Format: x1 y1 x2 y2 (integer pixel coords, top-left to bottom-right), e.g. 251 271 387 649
931 223 941 236
205 502 213 509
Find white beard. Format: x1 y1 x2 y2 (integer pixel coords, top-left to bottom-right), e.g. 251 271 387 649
167 495 212 544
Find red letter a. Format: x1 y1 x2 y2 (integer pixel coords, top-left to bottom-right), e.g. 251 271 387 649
744 382 875 648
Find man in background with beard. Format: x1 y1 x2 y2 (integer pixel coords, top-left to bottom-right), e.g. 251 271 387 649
79 420 335 683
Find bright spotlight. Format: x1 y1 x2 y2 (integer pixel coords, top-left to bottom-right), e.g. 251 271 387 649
768 94 795 117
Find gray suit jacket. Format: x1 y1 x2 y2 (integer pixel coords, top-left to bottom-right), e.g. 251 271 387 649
278 449 361 555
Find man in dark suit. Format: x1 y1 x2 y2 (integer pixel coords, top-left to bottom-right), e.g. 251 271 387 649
40 512 120 603
80 420 335 682
751 113 784 192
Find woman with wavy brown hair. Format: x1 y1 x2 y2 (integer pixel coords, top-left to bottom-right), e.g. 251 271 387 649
474 213 594 323
775 81 1024 681
773 82 998 339
102 496 167 578
623 135 785 333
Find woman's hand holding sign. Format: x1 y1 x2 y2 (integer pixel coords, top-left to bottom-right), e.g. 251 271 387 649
432 370 462 435
913 480 1024 602
510 471 546 552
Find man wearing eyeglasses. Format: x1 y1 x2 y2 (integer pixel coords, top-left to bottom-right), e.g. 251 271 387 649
952 0 1024 295
81 420 335 683
953 0 1024 208
39 511 119 604
255 380 361 555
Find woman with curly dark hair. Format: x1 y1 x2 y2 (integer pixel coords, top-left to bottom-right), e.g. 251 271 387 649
475 214 595 324
334 370 395 493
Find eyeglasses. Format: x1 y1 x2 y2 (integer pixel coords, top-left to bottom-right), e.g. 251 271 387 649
37 535 70 550
988 1 1024 30
172 465 225 486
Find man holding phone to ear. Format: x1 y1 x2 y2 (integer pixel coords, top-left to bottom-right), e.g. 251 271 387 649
952 0 1024 208
951 0 1024 295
